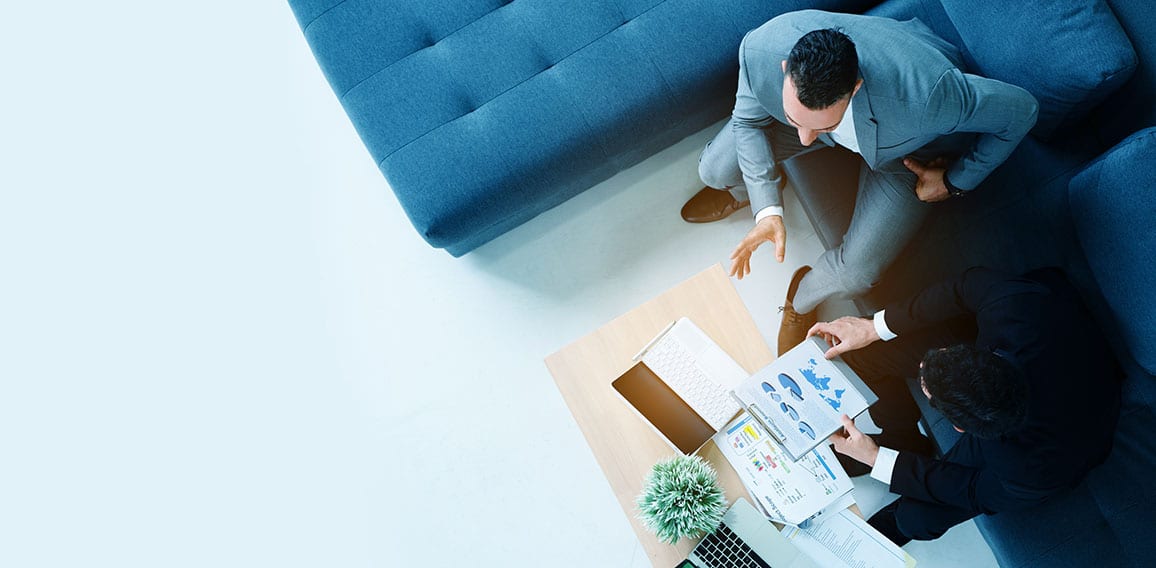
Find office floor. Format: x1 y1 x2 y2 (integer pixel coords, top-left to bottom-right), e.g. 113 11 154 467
2 3 996 567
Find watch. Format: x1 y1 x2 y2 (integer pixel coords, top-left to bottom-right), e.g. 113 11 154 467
944 173 967 198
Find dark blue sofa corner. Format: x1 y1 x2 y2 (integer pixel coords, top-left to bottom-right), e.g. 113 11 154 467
288 0 880 255
784 0 1156 565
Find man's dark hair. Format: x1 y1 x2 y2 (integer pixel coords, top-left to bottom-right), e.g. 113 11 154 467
785 28 859 110
920 345 1028 439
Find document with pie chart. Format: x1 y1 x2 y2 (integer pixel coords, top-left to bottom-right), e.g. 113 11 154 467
734 336 878 461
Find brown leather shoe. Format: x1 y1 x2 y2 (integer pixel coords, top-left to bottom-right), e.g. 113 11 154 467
681 187 750 223
778 265 817 355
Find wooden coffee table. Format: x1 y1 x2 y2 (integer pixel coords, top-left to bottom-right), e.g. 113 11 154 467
545 264 777 567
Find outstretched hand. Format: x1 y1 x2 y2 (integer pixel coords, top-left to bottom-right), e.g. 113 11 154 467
903 157 950 203
729 215 786 279
828 414 879 467
807 316 880 359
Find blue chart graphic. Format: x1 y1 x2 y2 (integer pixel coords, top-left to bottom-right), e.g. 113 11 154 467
761 382 782 402
799 358 847 411
778 374 804 402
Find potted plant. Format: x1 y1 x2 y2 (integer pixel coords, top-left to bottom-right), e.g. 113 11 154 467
636 455 727 544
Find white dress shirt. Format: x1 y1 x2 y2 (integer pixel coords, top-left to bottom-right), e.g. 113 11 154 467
828 97 861 155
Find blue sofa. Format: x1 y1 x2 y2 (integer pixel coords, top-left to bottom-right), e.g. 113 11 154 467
288 0 879 255
782 0 1156 566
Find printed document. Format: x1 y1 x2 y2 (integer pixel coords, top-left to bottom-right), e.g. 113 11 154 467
734 336 878 460
714 410 853 526
781 508 916 568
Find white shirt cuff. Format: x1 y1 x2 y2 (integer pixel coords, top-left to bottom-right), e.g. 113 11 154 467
871 446 900 485
873 310 898 342
754 206 784 224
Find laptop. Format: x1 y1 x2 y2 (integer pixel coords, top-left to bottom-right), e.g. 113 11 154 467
678 498 819 568
612 318 747 454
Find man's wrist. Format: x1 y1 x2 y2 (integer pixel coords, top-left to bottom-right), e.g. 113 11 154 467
873 310 898 341
870 447 900 484
754 205 784 224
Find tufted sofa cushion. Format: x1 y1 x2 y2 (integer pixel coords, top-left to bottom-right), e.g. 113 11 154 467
937 0 1137 140
289 0 881 254
1069 127 1156 375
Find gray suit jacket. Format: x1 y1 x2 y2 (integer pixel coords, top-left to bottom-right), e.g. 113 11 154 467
735 10 1039 213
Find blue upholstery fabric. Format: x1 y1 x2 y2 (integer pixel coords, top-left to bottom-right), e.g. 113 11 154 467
938 0 1137 140
1069 128 1156 375
289 0 883 254
1083 0 1156 150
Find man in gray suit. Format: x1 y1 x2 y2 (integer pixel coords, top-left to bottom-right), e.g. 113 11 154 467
685 11 1038 353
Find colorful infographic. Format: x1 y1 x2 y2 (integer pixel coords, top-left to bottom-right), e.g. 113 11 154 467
716 411 853 526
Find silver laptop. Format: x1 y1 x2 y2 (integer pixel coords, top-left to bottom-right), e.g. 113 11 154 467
679 498 819 568
612 318 747 454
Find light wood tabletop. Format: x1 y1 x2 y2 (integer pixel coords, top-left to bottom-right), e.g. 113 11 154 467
545 264 777 567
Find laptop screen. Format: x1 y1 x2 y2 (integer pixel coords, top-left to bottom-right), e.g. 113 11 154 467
613 361 715 454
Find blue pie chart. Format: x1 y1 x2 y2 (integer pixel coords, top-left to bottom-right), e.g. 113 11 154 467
762 382 782 401
779 373 804 402
780 402 799 421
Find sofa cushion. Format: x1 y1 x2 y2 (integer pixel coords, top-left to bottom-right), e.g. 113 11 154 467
1069 127 1156 375
938 0 1137 140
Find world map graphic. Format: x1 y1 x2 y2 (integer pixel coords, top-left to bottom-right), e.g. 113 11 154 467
798 358 846 411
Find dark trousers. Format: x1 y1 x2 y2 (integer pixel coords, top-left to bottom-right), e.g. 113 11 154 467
842 316 987 542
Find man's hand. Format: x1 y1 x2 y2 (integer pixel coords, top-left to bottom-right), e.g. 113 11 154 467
729 215 786 279
829 414 879 467
807 316 880 359
903 157 950 203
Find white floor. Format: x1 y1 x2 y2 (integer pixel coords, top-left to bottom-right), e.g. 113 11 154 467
2 3 996 567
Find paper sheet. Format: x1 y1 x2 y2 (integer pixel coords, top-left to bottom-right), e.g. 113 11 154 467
780 508 917 568
714 411 852 525
734 337 873 460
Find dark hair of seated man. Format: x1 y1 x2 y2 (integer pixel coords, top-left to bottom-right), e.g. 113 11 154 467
920 345 1029 439
785 28 859 110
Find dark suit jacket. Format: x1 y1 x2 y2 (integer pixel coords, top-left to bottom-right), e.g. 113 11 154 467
881 267 1121 514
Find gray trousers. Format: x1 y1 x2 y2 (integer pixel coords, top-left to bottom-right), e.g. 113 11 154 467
699 119 931 313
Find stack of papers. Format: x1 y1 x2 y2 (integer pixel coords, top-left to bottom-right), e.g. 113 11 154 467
714 410 852 526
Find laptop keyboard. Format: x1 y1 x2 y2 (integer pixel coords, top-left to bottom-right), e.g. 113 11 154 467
693 523 771 568
645 338 740 428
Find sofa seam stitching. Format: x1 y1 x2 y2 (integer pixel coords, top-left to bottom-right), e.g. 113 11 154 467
372 0 676 164
302 0 351 33
338 3 496 99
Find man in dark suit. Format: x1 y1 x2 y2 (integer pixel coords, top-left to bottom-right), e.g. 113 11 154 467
807 267 1122 545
